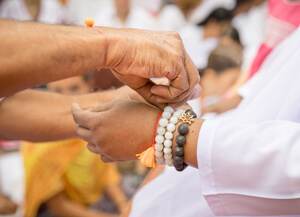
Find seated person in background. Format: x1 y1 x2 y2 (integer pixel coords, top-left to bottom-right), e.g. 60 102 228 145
22 74 127 217
188 45 242 117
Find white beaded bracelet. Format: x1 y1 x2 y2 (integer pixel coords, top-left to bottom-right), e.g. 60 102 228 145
163 109 185 166
154 106 174 165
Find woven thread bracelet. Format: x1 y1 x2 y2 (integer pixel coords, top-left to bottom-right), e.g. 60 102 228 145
136 111 163 168
84 18 107 71
173 109 197 172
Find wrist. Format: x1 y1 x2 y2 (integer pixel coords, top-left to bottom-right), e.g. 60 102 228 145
171 118 204 168
96 27 128 69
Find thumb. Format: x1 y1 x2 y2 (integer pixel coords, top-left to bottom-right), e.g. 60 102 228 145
88 100 116 112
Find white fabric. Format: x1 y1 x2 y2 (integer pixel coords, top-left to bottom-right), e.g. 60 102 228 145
94 4 155 30
131 0 162 15
130 27 300 217
66 0 111 25
198 26 300 216
0 0 68 24
180 25 219 69
0 152 24 217
157 4 186 32
232 2 267 70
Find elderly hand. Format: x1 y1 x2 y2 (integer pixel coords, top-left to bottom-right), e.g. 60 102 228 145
103 28 201 109
71 100 161 162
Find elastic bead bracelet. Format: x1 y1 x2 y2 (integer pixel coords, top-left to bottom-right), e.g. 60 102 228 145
164 109 185 166
155 106 175 166
173 109 197 172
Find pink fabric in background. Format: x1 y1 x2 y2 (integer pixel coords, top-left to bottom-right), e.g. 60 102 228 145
248 0 300 79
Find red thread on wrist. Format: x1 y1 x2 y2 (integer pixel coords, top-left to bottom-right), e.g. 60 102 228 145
152 111 163 147
84 18 107 71
136 111 163 168
93 28 107 71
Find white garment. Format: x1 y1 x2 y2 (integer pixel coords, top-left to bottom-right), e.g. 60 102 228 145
157 4 186 32
197 26 300 216
94 4 155 30
130 27 300 217
0 0 68 24
232 2 267 70
180 25 219 69
0 152 24 217
131 0 162 15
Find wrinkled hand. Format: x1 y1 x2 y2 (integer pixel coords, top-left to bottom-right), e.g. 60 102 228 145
71 100 161 162
104 28 201 109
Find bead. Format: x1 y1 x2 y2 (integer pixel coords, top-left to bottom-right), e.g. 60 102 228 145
173 155 184 165
170 116 178 124
186 109 197 118
156 157 165 164
174 146 184 156
164 139 172 148
157 127 166 136
155 151 163 157
164 106 174 113
173 111 183 118
155 143 164 151
167 123 176 132
166 159 174 166
155 135 164 144
165 132 173 140
164 153 172 160
178 124 189 135
175 135 186 146
163 147 172 154
174 162 183 170
162 111 171 119
159 118 168 127
175 163 188 172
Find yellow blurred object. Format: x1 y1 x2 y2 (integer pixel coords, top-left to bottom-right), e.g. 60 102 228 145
22 139 121 217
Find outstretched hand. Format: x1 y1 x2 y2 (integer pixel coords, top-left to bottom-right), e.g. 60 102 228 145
71 100 161 162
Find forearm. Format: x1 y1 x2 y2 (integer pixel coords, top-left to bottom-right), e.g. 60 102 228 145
0 19 105 97
0 89 118 142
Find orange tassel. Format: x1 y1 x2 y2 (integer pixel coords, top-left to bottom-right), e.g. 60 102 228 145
84 18 95 27
136 146 156 168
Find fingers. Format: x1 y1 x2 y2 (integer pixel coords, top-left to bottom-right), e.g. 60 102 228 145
87 142 99 154
151 51 200 106
88 100 115 112
71 103 96 129
134 80 167 110
151 66 188 100
76 125 93 143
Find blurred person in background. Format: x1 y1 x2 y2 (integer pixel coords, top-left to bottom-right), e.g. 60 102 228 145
158 0 202 32
180 8 233 69
202 0 300 116
0 0 69 24
188 45 242 117
22 74 127 217
94 0 155 30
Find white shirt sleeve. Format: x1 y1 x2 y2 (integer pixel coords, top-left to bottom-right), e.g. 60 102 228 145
197 119 300 216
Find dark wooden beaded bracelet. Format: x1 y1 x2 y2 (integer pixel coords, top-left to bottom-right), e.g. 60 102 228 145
173 109 196 172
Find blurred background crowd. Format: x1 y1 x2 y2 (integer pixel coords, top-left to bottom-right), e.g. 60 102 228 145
0 0 268 216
